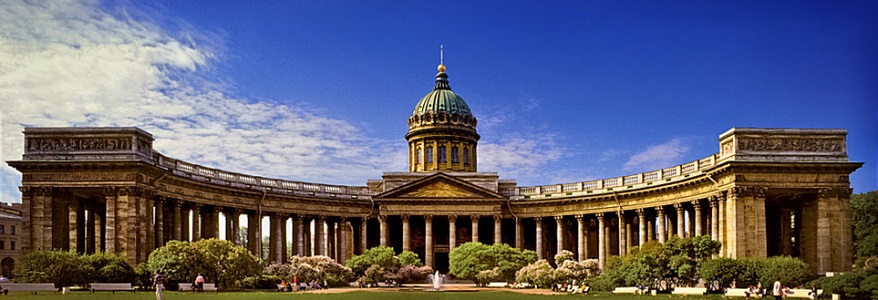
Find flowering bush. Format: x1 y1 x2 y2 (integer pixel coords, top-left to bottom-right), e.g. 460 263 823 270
515 259 555 288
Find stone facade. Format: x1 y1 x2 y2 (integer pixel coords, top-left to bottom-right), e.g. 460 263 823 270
6 126 861 274
5 69 863 275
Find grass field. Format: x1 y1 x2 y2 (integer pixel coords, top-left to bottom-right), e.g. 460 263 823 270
0 290 728 300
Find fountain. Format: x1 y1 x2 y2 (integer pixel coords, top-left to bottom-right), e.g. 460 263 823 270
427 270 444 291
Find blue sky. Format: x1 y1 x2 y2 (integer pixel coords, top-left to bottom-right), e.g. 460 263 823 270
2 0 877 204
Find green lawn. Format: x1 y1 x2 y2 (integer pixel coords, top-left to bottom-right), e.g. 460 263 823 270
0 291 727 300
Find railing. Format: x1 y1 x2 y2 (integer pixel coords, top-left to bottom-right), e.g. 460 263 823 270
152 153 372 197
515 154 718 197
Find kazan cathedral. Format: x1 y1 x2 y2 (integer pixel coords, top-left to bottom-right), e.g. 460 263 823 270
7 63 862 275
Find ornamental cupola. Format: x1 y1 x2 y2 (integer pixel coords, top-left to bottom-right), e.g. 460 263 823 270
406 62 479 172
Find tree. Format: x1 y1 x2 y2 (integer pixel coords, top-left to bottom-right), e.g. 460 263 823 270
346 246 397 275
515 259 554 288
146 239 261 289
86 252 135 283
852 191 878 260
449 242 536 284
699 257 740 289
13 250 93 287
346 247 428 284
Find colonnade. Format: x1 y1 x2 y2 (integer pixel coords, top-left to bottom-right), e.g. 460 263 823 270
23 185 850 274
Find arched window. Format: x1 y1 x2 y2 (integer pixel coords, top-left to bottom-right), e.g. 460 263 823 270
463 147 469 165
416 147 421 164
426 147 433 163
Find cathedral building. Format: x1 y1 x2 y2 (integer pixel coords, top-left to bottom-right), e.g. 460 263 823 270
6 63 862 275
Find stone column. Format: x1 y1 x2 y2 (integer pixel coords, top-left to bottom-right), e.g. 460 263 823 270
402 215 411 251
471 215 479 243
155 198 164 247
69 200 80 252
618 211 627 256
657 207 666 243
191 204 202 241
211 206 221 239
379 215 388 247
494 215 502 245
717 193 726 256
425 215 434 269
535 217 544 259
35 187 55 252
247 211 260 258
233 209 242 246
647 216 654 242
315 216 325 256
637 209 647 246
174 201 184 241
449 215 457 252
555 216 565 254
304 217 312 256
515 217 523 249
360 217 368 254
675 203 685 238
597 213 606 269
693 201 703 237
625 217 632 251
709 197 719 240
576 215 585 261
339 218 349 263
296 215 305 256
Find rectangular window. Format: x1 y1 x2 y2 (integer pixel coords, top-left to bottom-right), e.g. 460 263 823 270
415 147 421 164
10 241 14 250
426 147 433 163
464 148 470 165
451 146 459 163
438 146 447 162
0 225 5 235
10 226 13 235
0 241 4 250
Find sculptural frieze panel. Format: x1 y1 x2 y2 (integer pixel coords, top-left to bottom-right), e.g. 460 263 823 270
27 138 133 152
737 138 844 153
398 181 484 198
26 172 135 183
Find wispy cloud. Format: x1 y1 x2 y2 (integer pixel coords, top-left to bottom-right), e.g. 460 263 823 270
479 133 564 181
622 138 690 172
0 0 404 201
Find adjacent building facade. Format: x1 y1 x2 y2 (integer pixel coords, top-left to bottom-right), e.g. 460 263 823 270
6 64 862 275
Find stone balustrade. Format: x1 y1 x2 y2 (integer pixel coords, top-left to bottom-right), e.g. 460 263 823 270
153 153 373 199
514 154 719 198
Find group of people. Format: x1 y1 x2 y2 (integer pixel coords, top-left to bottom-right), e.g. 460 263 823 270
550 280 590 294
744 280 819 300
151 272 207 300
277 277 328 292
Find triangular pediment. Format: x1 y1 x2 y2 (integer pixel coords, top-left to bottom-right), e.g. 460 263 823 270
376 173 504 200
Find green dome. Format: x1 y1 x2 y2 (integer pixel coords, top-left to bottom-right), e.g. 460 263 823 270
412 72 473 118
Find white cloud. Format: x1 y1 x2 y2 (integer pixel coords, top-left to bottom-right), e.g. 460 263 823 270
0 0 404 202
479 133 564 181
622 138 691 172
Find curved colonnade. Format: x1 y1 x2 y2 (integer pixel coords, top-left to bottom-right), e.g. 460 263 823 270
9 127 861 275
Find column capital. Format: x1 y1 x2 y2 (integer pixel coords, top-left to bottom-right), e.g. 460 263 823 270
470 214 480 220
339 216 348 222
708 197 719 207
378 215 387 221
691 200 701 209
192 202 203 209
673 202 685 211
554 215 564 221
534 216 543 221
494 215 502 221
596 213 605 220
574 214 584 221
636 208 646 216
401 214 410 221
448 215 457 222
174 200 184 208
425 215 433 221
362 216 370 222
